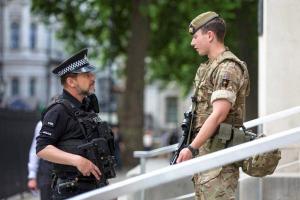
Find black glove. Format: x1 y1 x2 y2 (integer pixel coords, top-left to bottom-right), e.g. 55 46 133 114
83 93 100 113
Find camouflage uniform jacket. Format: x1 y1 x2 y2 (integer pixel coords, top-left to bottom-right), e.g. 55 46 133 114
193 49 250 133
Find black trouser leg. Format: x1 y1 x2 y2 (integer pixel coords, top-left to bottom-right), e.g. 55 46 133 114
40 183 52 200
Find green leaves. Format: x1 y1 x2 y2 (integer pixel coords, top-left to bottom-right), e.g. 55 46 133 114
31 0 257 95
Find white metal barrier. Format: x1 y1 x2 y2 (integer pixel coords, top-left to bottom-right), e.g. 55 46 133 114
167 159 300 200
243 106 300 128
70 126 300 200
134 106 300 173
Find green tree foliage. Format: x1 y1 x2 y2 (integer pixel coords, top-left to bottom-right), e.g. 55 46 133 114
146 0 245 93
31 0 257 165
31 0 257 92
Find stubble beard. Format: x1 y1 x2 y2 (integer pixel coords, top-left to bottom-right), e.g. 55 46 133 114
76 82 95 96
76 86 90 97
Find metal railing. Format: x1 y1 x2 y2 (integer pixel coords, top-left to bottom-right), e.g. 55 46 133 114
133 144 178 199
71 127 300 200
133 144 177 174
167 158 300 200
134 106 300 174
132 106 300 200
69 106 300 200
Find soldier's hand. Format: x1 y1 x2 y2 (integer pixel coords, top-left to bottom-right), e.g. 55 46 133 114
176 148 192 163
75 156 101 180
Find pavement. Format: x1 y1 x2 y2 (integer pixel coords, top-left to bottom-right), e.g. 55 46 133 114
7 169 129 200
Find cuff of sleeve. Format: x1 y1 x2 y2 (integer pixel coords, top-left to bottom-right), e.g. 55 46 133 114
28 171 37 179
211 90 236 105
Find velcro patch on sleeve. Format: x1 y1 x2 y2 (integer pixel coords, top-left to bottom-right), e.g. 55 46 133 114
211 90 236 105
41 131 52 136
46 121 55 127
44 111 59 128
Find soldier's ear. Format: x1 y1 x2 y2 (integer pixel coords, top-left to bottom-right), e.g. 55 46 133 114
207 31 215 43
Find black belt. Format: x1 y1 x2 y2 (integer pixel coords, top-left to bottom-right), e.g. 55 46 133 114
52 174 108 192
53 177 98 195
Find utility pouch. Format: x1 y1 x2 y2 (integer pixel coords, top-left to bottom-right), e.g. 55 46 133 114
210 123 233 152
227 128 251 148
210 123 253 152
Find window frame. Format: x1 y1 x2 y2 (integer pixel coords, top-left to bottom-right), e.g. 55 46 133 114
30 23 37 50
165 96 178 124
10 22 20 49
11 77 20 96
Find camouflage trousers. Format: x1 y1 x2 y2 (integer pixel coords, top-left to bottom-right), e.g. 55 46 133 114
193 164 239 200
192 140 239 200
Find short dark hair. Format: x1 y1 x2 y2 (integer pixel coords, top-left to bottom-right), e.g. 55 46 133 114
60 73 78 85
201 17 226 42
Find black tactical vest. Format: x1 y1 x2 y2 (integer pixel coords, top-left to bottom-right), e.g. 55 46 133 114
43 99 116 179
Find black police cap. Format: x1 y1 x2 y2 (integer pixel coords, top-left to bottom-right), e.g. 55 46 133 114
52 48 95 77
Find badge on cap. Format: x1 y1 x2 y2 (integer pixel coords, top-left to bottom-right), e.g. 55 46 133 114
188 11 219 35
189 26 195 34
52 48 95 77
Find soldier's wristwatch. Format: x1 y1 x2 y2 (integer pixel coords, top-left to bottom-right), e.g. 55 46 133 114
187 145 198 158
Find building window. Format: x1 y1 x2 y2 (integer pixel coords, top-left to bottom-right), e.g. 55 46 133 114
11 77 19 96
30 23 37 49
166 96 178 123
29 77 36 96
10 22 20 49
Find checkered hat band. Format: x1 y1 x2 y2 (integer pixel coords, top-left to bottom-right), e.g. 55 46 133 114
57 58 88 76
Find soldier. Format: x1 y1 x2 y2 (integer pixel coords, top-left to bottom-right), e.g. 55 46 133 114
176 11 250 199
36 48 116 199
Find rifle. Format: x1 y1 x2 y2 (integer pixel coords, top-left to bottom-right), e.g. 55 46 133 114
170 110 193 165
78 138 116 184
170 79 201 165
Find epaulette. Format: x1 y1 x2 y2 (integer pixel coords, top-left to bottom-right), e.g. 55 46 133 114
41 99 77 121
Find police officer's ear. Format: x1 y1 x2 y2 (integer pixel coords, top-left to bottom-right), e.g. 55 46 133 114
66 75 77 87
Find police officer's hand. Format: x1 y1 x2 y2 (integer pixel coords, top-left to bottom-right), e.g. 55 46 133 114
75 156 102 180
176 148 193 163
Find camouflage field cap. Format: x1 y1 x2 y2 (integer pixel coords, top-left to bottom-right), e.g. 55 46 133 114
189 11 219 35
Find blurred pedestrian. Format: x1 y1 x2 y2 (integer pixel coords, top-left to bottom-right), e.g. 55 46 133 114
168 130 179 146
160 130 169 147
111 124 125 170
143 129 153 151
27 121 52 200
168 130 179 160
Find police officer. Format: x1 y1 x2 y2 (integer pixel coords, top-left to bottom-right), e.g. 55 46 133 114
176 12 250 199
36 48 114 199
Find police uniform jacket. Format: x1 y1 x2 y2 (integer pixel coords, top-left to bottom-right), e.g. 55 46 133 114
36 89 91 175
